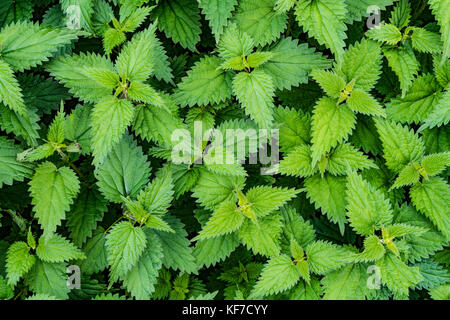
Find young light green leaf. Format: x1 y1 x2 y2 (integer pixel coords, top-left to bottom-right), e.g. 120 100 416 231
250 254 299 298
6 241 36 286
29 162 80 238
295 0 347 59
105 221 147 284
36 234 85 262
234 0 288 47
311 97 356 165
346 171 393 236
232 69 275 129
95 134 151 203
174 56 233 107
90 96 134 165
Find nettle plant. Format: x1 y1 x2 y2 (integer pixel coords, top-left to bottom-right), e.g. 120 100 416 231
0 0 449 301
366 0 444 96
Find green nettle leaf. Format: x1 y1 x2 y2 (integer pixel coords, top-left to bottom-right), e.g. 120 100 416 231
193 233 240 268
105 221 147 284
103 28 126 54
295 0 347 60
410 177 450 240
80 230 108 275
387 74 443 124
36 234 85 262
152 215 197 274
122 229 163 300
121 7 153 32
274 0 297 13
305 241 353 275
196 200 244 240
421 152 450 176
238 213 283 257
151 0 201 51
174 56 233 107
305 174 348 228
199 0 238 42
217 23 254 60
137 168 174 216
383 45 419 97
232 69 275 129
0 104 40 146
419 90 450 131
357 235 385 262
321 263 370 300
326 143 378 174
0 136 34 188
64 104 92 154
410 27 442 54
67 186 107 246
394 204 448 263
337 39 383 92
192 185 293 241
25 260 69 299
192 169 246 211
250 255 299 298
262 37 332 91
366 23 402 45
430 284 450 300
279 145 316 177
375 119 425 173
0 21 79 72
81 67 119 89
133 94 185 147
234 0 288 47
96 134 151 203
47 53 117 103
415 259 450 290
290 278 323 300
346 89 385 117
115 24 160 82
311 97 356 164
280 206 316 250
428 0 450 62
19 74 70 116
245 186 299 218
391 164 420 189
6 241 36 286
246 52 274 69
0 0 448 302
25 294 58 300
376 252 423 297
345 171 393 236
389 0 411 29
29 162 80 238
0 59 25 115
91 96 135 165
311 70 346 98
127 81 163 106
0 0 34 29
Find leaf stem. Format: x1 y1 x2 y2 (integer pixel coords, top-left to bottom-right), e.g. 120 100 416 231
104 216 125 234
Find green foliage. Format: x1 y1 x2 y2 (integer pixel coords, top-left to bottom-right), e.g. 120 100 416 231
0 0 448 302
105 221 147 284
29 162 80 239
